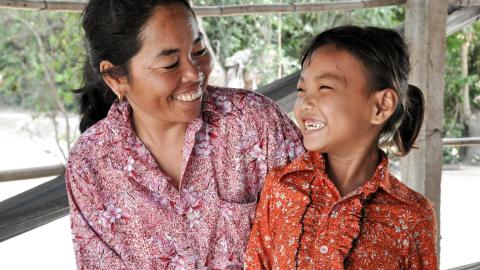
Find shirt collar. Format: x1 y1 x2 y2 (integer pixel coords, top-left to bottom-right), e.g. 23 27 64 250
278 150 412 203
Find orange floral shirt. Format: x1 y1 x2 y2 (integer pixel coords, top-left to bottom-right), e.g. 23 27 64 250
245 151 437 270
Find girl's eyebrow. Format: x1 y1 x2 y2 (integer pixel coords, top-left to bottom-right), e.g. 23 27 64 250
314 73 343 82
315 72 346 87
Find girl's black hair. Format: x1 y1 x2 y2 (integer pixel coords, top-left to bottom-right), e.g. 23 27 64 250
75 0 194 133
301 25 425 156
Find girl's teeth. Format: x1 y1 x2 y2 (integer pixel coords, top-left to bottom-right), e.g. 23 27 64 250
304 121 326 131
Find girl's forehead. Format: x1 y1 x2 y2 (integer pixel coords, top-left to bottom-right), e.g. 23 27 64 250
304 47 363 75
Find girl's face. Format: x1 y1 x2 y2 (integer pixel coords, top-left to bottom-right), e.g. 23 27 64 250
294 45 380 155
123 4 213 125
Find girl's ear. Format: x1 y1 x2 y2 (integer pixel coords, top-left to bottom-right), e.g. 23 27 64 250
100 60 130 98
371 88 399 125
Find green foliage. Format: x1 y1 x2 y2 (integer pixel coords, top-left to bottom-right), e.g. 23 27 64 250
199 0 404 86
443 23 480 162
0 3 479 163
0 10 83 112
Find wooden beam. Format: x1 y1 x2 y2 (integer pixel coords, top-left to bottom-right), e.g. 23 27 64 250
193 0 405 17
448 262 480 270
257 71 300 113
0 0 405 15
0 164 64 182
0 175 68 242
449 0 480 8
403 0 448 256
446 6 480 35
0 0 85 12
443 137 480 146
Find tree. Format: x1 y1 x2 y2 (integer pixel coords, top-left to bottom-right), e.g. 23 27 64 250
0 10 83 161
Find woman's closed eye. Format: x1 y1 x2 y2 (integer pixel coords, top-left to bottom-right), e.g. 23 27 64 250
319 85 332 90
192 48 207 58
162 61 179 69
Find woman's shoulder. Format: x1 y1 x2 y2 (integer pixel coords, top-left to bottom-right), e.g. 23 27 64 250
68 119 113 167
205 85 283 117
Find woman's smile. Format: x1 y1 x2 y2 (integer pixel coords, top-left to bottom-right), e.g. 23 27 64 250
172 85 203 102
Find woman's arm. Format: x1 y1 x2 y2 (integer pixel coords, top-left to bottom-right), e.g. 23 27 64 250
66 167 126 270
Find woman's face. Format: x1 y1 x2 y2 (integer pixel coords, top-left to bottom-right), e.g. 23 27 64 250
124 4 213 125
294 45 379 155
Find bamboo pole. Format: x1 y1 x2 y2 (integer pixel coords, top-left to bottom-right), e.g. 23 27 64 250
443 137 480 147
0 0 405 15
0 164 64 182
0 0 85 12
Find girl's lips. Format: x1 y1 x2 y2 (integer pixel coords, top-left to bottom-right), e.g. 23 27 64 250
302 118 327 131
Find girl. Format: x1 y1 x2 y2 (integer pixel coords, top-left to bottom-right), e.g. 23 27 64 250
245 26 437 269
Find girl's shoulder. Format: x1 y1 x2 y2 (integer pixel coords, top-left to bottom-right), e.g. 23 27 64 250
384 174 436 218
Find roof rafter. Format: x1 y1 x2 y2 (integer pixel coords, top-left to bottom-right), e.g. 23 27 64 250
0 0 406 15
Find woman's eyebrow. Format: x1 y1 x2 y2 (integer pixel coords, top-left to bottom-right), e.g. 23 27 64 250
193 32 204 44
156 33 204 58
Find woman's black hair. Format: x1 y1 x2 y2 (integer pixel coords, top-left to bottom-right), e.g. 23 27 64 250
301 25 425 156
75 0 194 133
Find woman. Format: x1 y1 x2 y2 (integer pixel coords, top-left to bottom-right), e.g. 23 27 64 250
66 0 303 269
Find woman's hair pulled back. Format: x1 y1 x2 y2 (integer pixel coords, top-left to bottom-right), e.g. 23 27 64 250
301 25 425 156
75 0 193 132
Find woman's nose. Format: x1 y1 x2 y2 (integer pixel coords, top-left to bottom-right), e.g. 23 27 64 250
182 59 201 83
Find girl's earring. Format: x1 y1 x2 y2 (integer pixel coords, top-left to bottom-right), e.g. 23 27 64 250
117 94 124 102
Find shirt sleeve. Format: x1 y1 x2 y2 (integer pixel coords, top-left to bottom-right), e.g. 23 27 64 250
406 206 438 270
66 165 126 270
263 103 303 172
244 170 277 269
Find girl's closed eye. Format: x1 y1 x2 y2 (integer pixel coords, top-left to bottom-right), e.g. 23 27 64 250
319 85 333 90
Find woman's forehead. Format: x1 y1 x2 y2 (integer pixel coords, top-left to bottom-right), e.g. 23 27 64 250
141 4 199 46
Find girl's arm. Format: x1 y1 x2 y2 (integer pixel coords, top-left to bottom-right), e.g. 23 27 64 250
406 206 438 269
244 171 278 269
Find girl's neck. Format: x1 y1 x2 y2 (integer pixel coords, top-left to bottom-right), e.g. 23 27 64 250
325 146 381 197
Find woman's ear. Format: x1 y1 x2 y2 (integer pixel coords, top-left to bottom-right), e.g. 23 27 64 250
371 88 399 125
100 60 129 98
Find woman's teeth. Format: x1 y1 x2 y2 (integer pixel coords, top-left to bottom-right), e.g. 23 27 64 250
304 120 326 131
173 88 202 102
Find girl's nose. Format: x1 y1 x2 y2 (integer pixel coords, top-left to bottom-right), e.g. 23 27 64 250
300 92 316 111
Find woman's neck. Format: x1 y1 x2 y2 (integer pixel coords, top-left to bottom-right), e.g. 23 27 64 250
325 146 381 197
131 110 187 150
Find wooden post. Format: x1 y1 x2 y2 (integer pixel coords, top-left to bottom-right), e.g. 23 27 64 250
403 0 448 256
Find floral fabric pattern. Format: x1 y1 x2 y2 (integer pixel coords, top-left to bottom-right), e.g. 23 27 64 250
245 151 437 270
66 86 303 269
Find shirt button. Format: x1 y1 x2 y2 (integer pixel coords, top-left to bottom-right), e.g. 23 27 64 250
320 245 329 254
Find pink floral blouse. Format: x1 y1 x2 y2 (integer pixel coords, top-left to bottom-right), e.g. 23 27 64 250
66 86 304 269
